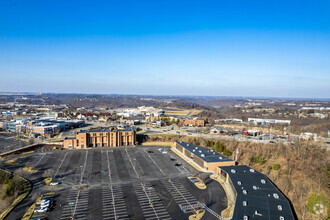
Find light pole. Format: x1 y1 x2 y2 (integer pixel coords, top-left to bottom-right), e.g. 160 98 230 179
80 165 83 185
148 187 153 207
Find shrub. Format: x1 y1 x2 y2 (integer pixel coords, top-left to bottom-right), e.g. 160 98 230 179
273 164 281 170
307 193 328 215
267 165 273 170
251 156 266 165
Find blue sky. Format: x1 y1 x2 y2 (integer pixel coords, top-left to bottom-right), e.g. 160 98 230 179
0 0 329 98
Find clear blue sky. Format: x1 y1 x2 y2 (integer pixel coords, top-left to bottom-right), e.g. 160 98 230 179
0 0 329 98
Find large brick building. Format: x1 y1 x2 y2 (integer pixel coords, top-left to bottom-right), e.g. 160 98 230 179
181 117 205 127
63 127 136 149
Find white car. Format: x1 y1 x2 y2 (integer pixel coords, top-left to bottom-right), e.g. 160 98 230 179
50 182 59 186
34 208 48 213
162 150 167 154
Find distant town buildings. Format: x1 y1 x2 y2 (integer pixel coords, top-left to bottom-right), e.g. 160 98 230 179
63 127 136 148
0 117 84 138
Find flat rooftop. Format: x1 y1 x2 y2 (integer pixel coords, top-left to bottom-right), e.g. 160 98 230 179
176 141 233 163
78 127 135 134
219 165 295 220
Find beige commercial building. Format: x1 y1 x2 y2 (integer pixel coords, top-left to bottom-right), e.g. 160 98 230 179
174 141 235 171
63 128 136 149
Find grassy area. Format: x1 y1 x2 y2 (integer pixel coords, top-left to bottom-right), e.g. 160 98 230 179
44 177 53 186
141 141 174 147
21 151 34 155
48 139 63 143
0 188 30 219
189 209 205 220
5 158 18 165
22 167 38 173
165 110 190 116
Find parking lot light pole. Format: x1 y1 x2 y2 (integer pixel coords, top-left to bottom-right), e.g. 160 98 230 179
148 187 153 207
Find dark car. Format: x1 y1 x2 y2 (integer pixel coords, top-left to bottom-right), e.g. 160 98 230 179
147 151 153 153
170 158 176 161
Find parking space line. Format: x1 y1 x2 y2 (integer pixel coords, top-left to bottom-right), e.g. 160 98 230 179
161 179 198 214
144 150 166 176
134 182 171 220
124 149 140 178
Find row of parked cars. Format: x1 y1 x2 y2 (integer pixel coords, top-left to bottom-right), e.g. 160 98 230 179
34 199 53 213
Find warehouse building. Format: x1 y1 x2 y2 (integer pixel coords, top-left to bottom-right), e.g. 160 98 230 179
174 141 235 171
217 165 295 220
63 127 136 149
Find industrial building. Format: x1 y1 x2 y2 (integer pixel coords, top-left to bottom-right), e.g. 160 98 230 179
63 127 136 149
248 118 291 126
217 165 295 220
174 141 235 171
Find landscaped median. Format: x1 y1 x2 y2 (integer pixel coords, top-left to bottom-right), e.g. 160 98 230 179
22 192 55 220
188 177 206 190
22 166 38 173
44 177 53 186
5 158 18 165
189 209 205 220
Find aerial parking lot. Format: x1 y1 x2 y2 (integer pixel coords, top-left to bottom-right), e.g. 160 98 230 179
0 132 28 154
1 146 227 220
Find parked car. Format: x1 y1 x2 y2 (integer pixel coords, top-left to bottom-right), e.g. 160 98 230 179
34 207 48 213
188 133 192 135
147 151 153 153
50 182 60 186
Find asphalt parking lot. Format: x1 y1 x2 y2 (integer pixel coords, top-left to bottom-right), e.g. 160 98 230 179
1 146 227 220
0 132 28 154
